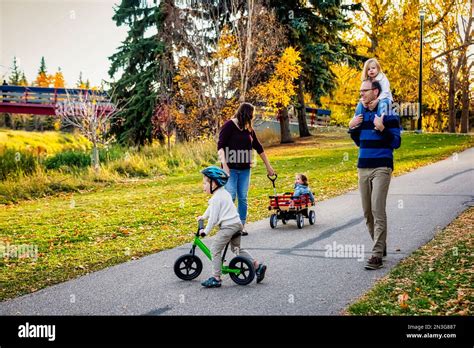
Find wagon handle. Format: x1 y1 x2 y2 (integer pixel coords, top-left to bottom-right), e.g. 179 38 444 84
267 174 278 188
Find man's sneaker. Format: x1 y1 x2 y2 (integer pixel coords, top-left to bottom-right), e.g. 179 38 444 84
365 256 383 270
256 264 267 283
201 277 222 288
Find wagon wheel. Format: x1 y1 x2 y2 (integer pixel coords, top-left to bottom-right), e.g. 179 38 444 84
270 214 278 229
309 210 316 225
296 213 304 229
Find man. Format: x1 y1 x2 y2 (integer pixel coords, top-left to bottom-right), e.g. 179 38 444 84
348 80 401 270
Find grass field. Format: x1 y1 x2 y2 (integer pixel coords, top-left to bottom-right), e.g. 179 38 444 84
0 129 90 154
1 130 473 301
347 207 473 316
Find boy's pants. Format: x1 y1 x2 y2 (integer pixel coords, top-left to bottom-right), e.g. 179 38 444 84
358 167 392 258
211 222 255 278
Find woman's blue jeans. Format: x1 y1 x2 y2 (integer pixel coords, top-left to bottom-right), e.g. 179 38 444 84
225 168 251 225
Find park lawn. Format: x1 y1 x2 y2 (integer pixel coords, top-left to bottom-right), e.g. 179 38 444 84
0 129 91 154
1 132 473 301
347 207 473 316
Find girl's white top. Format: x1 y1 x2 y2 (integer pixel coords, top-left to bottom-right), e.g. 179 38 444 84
202 186 241 235
375 72 393 101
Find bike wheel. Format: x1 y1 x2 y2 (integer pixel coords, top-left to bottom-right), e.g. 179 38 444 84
270 214 278 229
296 213 304 229
309 210 316 225
228 256 255 285
174 254 203 280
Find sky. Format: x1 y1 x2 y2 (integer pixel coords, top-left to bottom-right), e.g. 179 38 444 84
0 0 128 87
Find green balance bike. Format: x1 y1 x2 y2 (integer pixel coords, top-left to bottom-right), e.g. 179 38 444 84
173 220 255 285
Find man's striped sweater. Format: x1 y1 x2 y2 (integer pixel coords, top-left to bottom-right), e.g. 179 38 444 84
348 108 401 170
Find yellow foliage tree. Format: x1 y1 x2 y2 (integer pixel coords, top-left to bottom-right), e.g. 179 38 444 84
251 46 302 143
53 69 65 88
325 0 451 131
35 73 54 87
252 46 302 109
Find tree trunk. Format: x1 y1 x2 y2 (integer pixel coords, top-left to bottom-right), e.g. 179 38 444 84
91 142 100 174
296 80 311 137
279 107 293 144
175 128 187 143
448 69 456 133
460 59 470 133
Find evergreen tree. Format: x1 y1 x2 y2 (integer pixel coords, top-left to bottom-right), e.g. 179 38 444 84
9 57 22 85
38 56 47 75
19 72 28 86
77 71 84 88
108 0 171 146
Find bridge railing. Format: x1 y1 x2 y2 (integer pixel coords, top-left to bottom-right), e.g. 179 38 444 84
0 85 110 105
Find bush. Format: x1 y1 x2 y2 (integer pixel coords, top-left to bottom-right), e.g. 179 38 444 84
44 150 91 170
0 148 37 180
99 145 125 163
110 154 152 177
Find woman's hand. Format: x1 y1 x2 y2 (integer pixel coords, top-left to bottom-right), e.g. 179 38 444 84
266 166 276 177
223 164 230 176
259 152 275 177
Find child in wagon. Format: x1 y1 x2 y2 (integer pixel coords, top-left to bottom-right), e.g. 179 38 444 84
290 173 315 207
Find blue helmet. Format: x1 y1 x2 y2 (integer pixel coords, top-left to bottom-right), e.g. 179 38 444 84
201 166 229 188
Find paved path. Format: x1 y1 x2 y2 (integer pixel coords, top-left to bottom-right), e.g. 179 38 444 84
1 148 473 315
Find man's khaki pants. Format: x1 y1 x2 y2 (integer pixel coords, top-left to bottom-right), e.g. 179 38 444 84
211 222 255 278
358 167 392 258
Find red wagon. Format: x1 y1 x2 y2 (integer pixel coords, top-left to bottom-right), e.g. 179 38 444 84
267 175 316 229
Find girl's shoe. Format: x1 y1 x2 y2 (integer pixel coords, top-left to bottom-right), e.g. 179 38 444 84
201 277 222 288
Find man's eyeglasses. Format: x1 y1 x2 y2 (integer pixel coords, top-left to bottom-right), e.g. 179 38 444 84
359 88 375 93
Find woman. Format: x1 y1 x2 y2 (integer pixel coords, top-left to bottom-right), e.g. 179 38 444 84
217 102 276 235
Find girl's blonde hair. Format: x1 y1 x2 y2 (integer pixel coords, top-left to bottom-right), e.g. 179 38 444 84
361 58 382 81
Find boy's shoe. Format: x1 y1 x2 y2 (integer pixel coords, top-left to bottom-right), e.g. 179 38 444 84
365 256 383 270
256 264 267 283
201 277 222 288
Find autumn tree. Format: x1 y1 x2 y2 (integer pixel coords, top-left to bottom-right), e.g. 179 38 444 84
35 56 53 87
429 0 472 132
53 67 65 88
252 46 302 143
76 72 90 89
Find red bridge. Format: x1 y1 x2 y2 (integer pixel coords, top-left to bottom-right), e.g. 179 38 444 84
0 85 111 116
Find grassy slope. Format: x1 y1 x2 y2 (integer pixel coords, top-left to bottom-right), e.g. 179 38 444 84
0 129 91 154
1 132 473 301
347 207 473 315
